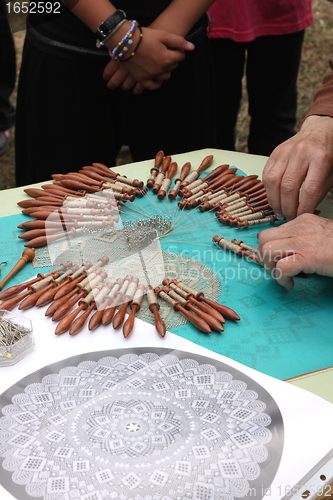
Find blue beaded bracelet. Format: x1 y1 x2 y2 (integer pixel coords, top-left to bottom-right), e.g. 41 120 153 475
118 25 143 62
109 20 138 61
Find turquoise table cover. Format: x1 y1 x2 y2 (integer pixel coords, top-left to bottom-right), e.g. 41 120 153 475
1 169 332 381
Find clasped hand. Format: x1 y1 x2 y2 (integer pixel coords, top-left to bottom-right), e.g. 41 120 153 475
102 27 194 94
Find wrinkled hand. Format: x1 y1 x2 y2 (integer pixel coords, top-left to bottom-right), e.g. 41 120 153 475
263 115 333 220
103 26 194 92
258 213 333 288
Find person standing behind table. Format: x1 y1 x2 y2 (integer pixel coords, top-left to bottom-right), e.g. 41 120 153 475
14 0 217 186
258 0 333 289
263 0 333 221
207 0 313 157
0 0 16 159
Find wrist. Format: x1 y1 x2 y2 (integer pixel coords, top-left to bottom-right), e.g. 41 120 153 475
303 114 333 128
106 22 143 62
104 20 133 51
95 9 127 48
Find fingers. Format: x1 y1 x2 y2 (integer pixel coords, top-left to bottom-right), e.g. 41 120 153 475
102 60 118 82
105 65 129 90
138 78 167 91
263 144 307 221
297 175 324 216
262 152 285 220
258 237 304 289
274 255 307 289
264 115 333 220
297 151 333 216
258 214 320 248
132 82 145 95
120 74 137 91
103 63 138 91
162 32 195 53
279 169 303 221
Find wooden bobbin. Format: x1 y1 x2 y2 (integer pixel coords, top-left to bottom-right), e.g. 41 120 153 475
51 271 105 322
55 272 108 335
173 280 240 321
213 235 259 264
98 278 124 325
182 167 237 200
182 164 230 196
146 285 166 337
102 275 132 325
232 239 258 255
179 155 214 190
0 248 35 291
41 183 86 197
113 277 139 330
147 150 164 188
52 263 91 301
237 215 278 228
181 169 239 209
212 235 243 255
152 155 171 193
157 162 177 200
35 266 78 306
164 286 224 332
169 162 191 199
162 279 225 324
55 291 95 336
88 281 116 331
18 273 61 311
122 284 146 338
68 284 105 336
155 286 211 334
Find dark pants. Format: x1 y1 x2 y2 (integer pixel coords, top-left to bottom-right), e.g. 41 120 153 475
0 0 16 131
15 36 217 186
209 30 305 156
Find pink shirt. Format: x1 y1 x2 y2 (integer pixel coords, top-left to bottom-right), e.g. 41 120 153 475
208 0 313 42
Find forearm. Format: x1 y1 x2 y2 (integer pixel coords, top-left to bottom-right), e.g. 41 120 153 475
62 0 138 54
305 68 333 119
62 0 117 31
150 0 215 36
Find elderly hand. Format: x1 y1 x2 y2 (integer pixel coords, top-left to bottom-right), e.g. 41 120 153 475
263 115 333 221
258 213 333 288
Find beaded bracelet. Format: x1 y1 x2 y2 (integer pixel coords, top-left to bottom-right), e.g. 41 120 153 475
109 20 137 61
118 25 143 62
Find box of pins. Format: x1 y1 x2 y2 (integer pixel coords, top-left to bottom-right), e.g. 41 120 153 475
0 310 34 366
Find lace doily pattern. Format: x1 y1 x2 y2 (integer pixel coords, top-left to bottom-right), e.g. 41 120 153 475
0 349 283 500
136 252 221 328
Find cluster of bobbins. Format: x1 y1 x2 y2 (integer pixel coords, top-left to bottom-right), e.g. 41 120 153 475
15 153 280 252
0 257 165 338
0 252 240 338
161 154 278 228
155 279 240 334
147 150 213 200
16 163 147 248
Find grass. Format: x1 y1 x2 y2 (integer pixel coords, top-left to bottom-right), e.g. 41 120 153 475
1 0 333 190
